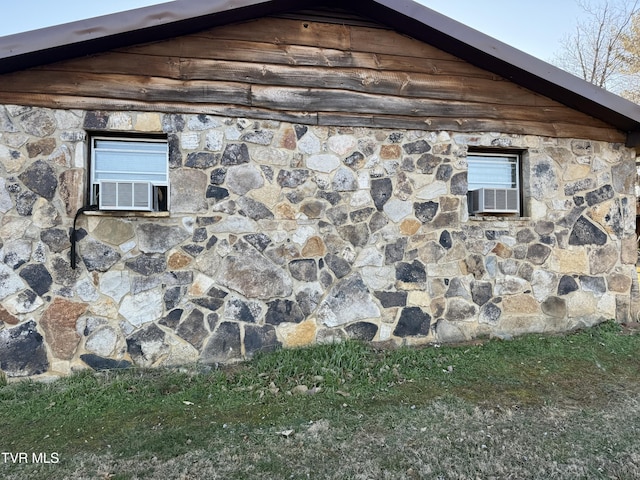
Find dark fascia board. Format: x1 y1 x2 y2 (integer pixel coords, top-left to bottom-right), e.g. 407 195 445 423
1 0 640 145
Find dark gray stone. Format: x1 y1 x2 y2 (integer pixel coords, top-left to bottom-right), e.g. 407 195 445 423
371 178 393 211
16 191 37 216
289 259 318 282
393 307 431 337
244 233 271 252
206 185 230 200
568 216 607 246
471 281 492 306
445 298 478 322
526 244 552 265
296 287 322 316
450 172 468 196
317 191 342 206
237 197 274 221
80 354 132 371
162 113 185 133
436 164 453 181
201 322 241 363
534 221 555 236
137 224 190 254
241 130 274 145
585 185 614 206
244 324 281 356
185 152 219 168
84 111 109 129
345 322 378 341
51 256 81 287
564 178 594 197
277 169 310 188
374 290 407 307
125 255 167 276
159 308 183 328
385 238 407 264
445 277 470 299
558 275 579 295
192 297 225 311
325 253 351 279
18 160 57 200
344 151 365 169
19 264 52 296
192 228 208 243
265 299 305 325
416 154 441 174
221 143 250 165
80 238 121 272
0 320 48 376
350 207 375 223
210 168 227 185
294 125 308 139
403 140 431 155
168 134 182 168
579 276 606 294
338 223 369 247
479 302 502 324
327 206 349 226
516 228 537 243
369 211 389 232
439 230 453 249
224 297 260 323
176 309 208 350
41 228 70 253
126 324 169 367
396 260 426 283
414 201 439 223
301 200 325 219
182 244 204 256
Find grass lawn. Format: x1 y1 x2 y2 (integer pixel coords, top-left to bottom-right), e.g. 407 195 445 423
0 321 638 479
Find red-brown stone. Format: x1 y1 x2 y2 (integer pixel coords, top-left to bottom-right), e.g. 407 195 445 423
40 298 87 360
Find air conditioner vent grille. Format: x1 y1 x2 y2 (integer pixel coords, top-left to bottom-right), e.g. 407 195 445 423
468 188 519 214
97 181 153 211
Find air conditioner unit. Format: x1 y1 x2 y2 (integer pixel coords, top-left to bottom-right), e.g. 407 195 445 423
97 181 154 211
468 188 519 214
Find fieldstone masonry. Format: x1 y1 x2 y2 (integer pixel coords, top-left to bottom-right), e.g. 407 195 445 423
0 105 637 377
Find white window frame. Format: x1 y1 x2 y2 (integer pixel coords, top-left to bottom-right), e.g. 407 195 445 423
467 151 522 216
89 136 169 212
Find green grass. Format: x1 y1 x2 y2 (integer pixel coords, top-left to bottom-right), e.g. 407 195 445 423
1 321 639 479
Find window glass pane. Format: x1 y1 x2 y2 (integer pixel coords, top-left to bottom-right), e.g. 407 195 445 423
467 154 518 190
93 139 168 183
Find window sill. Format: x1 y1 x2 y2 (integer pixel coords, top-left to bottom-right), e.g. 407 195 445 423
84 210 170 218
468 215 530 222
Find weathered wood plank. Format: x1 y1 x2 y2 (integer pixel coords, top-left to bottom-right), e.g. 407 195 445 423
37 53 556 107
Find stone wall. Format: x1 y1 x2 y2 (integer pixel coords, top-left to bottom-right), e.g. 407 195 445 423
0 105 637 378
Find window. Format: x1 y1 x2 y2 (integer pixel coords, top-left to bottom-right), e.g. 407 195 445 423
90 136 169 212
467 151 521 215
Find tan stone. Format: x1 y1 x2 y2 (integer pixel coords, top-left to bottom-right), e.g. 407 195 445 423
134 113 162 132
407 290 431 307
380 144 401 159
274 202 296 220
607 273 632 293
492 242 512 258
168 251 192 269
440 197 460 212
302 236 326 257
553 249 589 274
502 294 540 314
0 305 19 325
92 218 135 245
279 320 316 347
88 297 119 319
59 169 84 217
562 163 591 181
400 219 421 235
40 298 87 360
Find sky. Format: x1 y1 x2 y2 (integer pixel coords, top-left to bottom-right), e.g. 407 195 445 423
0 0 588 62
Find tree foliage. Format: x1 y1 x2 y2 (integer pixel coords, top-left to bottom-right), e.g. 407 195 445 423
554 0 640 101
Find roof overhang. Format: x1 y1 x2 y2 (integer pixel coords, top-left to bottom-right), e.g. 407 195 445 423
1 0 640 146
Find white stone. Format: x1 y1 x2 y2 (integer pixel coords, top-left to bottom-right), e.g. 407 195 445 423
4 291 43 314
226 164 264 195
357 171 370 189
355 247 384 267
120 240 136 253
205 130 224 151
327 135 356 155
416 181 448 200
360 266 395 290
119 288 164 327
0 177 13 213
224 126 242 140
100 270 131 304
189 273 216 297
74 142 85 168
350 190 371 208
85 326 118 357
298 132 322 154
383 198 412 222
252 146 289 166
76 278 100 302
55 110 83 129
107 112 133 130
163 336 200 366
379 324 394 341
531 270 556 302
210 216 257 234
292 225 315 245
495 275 530 295
306 154 340 173
180 132 200 150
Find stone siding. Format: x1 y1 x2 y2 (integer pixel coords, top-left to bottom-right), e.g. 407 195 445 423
0 106 636 377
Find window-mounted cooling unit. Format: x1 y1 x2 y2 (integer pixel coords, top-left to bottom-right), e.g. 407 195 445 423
468 188 519 214
97 181 154 211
